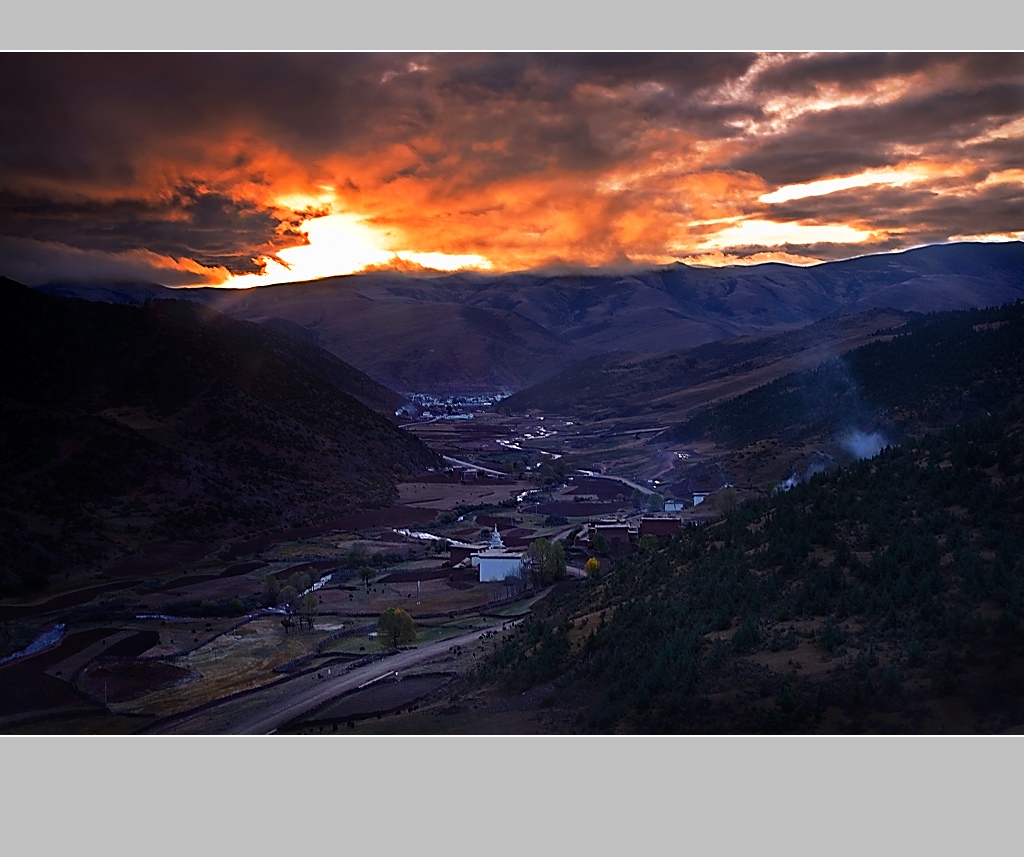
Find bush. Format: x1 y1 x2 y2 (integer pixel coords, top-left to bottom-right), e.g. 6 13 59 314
732 617 759 654
377 607 416 648
818 617 846 653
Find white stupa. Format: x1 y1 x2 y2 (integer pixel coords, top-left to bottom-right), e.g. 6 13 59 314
472 526 524 582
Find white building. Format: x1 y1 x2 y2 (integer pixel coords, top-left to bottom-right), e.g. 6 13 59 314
472 527 524 582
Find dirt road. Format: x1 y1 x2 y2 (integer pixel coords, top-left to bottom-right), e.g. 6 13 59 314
576 470 653 496
148 624 515 735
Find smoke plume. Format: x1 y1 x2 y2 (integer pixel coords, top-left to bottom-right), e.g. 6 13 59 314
841 429 888 460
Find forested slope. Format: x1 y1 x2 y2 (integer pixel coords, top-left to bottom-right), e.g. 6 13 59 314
673 301 1024 451
473 408 1024 733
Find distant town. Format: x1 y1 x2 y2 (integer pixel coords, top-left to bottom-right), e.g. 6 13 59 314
396 392 510 421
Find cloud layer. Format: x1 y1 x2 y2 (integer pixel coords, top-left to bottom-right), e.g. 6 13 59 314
1 52 1021 285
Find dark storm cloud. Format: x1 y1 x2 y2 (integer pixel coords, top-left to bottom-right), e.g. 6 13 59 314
0 185 301 274
729 135 896 187
730 54 1024 186
750 53 1020 96
407 53 761 177
0 52 1020 281
533 52 756 84
0 51 1014 181
0 235 214 286
716 240 910 262
767 181 1024 230
537 52 766 136
966 136 1024 172
730 98 1024 189
759 180 1024 252
752 52 934 93
5 53 757 198
0 53 414 171
805 82 1024 146
431 53 758 100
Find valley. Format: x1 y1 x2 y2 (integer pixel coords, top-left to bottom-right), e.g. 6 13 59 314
4 245 1024 734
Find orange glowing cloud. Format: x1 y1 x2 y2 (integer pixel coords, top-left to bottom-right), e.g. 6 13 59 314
291 131 771 275
2 53 1021 287
224 212 494 287
697 219 875 250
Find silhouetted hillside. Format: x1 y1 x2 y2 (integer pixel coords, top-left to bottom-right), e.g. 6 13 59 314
0 279 440 595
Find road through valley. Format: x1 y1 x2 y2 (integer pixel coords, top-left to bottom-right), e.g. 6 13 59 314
148 624 516 735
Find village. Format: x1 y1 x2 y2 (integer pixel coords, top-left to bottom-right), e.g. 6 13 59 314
0 399 743 734
391 400 733 571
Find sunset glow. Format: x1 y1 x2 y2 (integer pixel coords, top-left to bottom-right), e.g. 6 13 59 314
226 214 390 286
1 53 1021 287
224 213 494 287
698 219 875 250
759 166 933 204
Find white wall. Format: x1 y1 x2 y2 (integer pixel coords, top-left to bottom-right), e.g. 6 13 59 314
478 556 523 582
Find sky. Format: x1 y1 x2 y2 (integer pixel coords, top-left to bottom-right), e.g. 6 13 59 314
0 52 1021 287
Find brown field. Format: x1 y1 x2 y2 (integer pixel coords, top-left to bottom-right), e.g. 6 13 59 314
396 480 526 508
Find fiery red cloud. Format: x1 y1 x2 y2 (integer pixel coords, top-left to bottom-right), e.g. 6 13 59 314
0 52 1021 286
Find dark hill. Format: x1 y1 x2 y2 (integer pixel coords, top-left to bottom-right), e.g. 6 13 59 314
628 300 1024 497
0 279 440 595
32 281 404 415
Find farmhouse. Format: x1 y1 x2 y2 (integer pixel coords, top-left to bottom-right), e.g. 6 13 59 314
448 544 476 566
639 516 681 539
471 527 524 582
587 520 638 554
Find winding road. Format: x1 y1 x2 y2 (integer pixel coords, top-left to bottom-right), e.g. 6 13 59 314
441 455 510 478
147 623 518 735
577 470 654 496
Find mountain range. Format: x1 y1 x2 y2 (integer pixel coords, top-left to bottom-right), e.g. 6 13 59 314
35 241 1024 396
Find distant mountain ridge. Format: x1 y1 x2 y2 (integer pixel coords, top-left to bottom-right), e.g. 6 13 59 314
34 242 1024 395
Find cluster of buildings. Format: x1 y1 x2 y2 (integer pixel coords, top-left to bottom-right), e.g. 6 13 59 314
448 509 719 586
396 392 508 420
576 501 723 555
577 516 680 553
